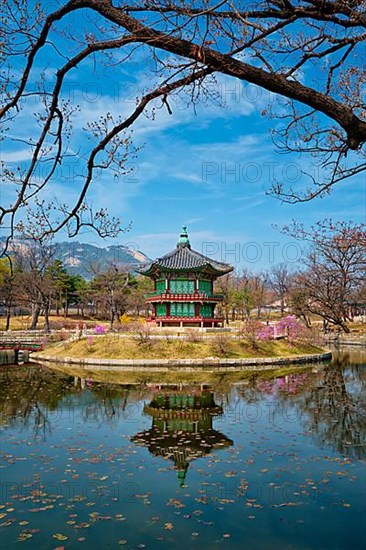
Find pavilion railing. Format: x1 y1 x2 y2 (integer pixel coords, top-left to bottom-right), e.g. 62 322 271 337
145 291 224 301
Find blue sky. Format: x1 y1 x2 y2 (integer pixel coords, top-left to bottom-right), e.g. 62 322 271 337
2 4 365 272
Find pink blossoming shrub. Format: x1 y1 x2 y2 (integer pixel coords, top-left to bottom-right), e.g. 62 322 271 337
94 324 106 335
276 315 307 345
257 324 275 341
240 319 273 350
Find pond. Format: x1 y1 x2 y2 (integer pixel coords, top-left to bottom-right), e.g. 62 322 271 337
0 350 365 549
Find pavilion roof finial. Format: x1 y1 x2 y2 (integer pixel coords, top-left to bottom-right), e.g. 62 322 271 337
177 226 190 248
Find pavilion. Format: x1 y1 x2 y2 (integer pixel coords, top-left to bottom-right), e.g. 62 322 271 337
138 227 233 327
131 388 233 486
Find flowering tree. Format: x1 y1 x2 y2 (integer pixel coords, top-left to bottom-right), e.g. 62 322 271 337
257 324 275 341
240 319 274 350
276 315 306 345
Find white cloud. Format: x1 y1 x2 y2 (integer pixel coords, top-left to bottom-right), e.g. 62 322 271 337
1 149 33 162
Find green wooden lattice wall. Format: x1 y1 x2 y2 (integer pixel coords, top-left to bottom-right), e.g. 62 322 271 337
156 279 165 293
156 303 167 316
170 302 195 317
198 280 212 294
170 279 195 294
199 303 213 318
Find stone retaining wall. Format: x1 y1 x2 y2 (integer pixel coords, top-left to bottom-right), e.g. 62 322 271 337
30 350 332 371
326 336 366 347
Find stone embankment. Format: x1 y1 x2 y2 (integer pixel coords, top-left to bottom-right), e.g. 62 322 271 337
326 334 366 347
30 350 332 371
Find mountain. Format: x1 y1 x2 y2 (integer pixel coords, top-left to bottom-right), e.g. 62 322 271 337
54 242 150 279
0 238 150 279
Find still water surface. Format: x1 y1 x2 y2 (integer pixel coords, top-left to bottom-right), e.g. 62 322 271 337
0 351 365 549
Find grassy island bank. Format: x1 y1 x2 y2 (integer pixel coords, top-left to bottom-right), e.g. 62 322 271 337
36 335 326 362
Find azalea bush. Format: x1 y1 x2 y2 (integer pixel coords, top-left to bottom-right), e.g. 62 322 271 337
94 324 107 335
240 319 274 350
276 316 307 345
257 324 275 341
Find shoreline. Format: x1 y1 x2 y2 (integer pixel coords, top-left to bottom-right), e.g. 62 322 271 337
30 350 332 371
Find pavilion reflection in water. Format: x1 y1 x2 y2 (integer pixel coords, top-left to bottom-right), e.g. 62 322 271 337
131 388 233 485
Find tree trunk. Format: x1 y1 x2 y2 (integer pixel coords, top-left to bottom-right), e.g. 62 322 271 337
110 308 115 330
44 301 51 333
30 304 41 330
302 314 311 328
5 305 11 331
280 297 285 317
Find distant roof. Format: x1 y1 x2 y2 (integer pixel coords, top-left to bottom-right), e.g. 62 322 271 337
138 227 233 276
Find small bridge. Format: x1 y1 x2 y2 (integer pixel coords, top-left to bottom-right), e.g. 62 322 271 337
0 340 44 352
0 339 44 364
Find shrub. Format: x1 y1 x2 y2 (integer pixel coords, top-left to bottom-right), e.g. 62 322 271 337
276 315 306 345
132 322 152 347
120 313 131 325
186 329 202 343
94 324 107 335
49 320 66 330
257 324 275 342
239 319 264 350
57 330 70 342
211 333 231 356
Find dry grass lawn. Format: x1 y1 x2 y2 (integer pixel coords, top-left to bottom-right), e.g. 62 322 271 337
40 335 324 360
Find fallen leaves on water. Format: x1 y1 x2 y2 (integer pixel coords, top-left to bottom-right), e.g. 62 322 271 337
18 531 33 542
53 533 68 541
272 502 302 508
167 498 185 509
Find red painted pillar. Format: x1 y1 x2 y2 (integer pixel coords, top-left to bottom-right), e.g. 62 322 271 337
195 303 200 318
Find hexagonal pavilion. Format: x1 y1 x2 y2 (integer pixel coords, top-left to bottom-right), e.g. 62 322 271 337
138 227 233 327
